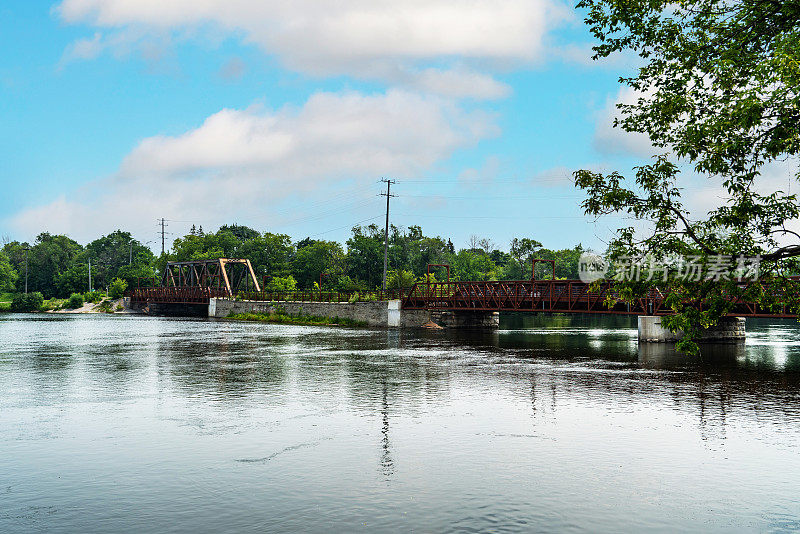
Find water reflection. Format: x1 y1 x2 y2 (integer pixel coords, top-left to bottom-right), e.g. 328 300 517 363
1 313 799 532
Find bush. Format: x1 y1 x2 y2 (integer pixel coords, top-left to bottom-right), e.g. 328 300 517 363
10 292 44 312
40 299 63 312
67 293 84 309
84 290 104 303
109 278 128 299
265 275 297 292
387 269 417 290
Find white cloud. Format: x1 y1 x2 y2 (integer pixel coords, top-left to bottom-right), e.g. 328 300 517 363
55 0 567 98
406 68 511 100
593 86 656 157
9 89 498 243
121 89 496 179
60 32 104 64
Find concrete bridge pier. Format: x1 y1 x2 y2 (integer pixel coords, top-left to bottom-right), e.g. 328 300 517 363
431 310 500 329
638 316 745 343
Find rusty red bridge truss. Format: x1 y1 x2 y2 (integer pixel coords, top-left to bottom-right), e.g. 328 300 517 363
400 279 796 318
128 258 797 319
128 258 260 307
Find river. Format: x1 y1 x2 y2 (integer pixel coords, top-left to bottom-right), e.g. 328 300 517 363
1 313 799 532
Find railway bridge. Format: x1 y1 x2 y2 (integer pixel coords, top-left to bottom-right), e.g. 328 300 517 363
127 258 794 340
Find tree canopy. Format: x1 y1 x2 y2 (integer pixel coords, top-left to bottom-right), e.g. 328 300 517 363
575 0 800 352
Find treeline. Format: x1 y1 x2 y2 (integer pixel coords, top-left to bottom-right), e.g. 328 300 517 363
0 224 584 298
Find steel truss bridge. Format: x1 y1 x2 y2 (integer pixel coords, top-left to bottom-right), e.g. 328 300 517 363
128 258 260 307
400 279 796 318
127 258 796 319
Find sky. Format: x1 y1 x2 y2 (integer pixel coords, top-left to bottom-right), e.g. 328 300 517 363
0 0 656 253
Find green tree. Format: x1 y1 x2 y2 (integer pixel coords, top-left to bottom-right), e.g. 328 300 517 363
11 233 83 298
0 250 18 293
575 0 800 353
292 240 345 289
11 292 43 312
265 275 297 292
109 278 128 299
452 250 497 281
346 225 384 288
218 224 260 242
237 232 294 278
386 269 416 290
54 262 90 296
85 230 154 291
116 263 157 289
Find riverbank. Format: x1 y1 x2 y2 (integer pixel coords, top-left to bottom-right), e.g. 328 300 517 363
51 297 141 314
0 297 141 314
226 310 368 327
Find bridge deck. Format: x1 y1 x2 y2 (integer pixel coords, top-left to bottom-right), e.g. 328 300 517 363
401 280 796 318
127 279 797 319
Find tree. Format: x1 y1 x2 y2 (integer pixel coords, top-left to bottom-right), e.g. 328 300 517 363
346 225 384 288
292 240 345 289
386 269 416 290
575 0 800 353
109 278 128 299
84 230 154 291
0 250 17 293
452 250 497 281
265 275 297 292
11 292 43 312
409 236 452 276
219 224 260 242
13 233 83 298
237 232 294 278
54 262 90 296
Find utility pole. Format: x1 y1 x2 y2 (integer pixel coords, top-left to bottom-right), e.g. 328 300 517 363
160 218 167 255
129 240 133 265
24 246 29 294
380 178 396 291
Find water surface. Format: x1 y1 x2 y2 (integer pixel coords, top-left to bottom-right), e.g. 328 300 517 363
1 313 799 532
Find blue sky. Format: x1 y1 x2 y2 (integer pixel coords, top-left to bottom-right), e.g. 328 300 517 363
0 0 648 253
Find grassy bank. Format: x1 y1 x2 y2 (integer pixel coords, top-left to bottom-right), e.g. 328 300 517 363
227 310 367 327
0 292 11 312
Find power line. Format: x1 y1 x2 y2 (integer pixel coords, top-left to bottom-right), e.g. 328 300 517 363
272 197 378 229
394 212 627 220
396 193 582 200
310 215 384 237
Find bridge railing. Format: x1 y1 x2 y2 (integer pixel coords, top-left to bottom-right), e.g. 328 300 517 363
401 279 666 313
400 278 797 317
236 289 407 303
128 286 229 305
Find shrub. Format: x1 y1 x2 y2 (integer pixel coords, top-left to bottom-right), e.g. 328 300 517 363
40 299 61 312
67 293 84 309
10 292 44 312
109 278 128 299
265 275 297 292
387 269 416 290
84 290 104 303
